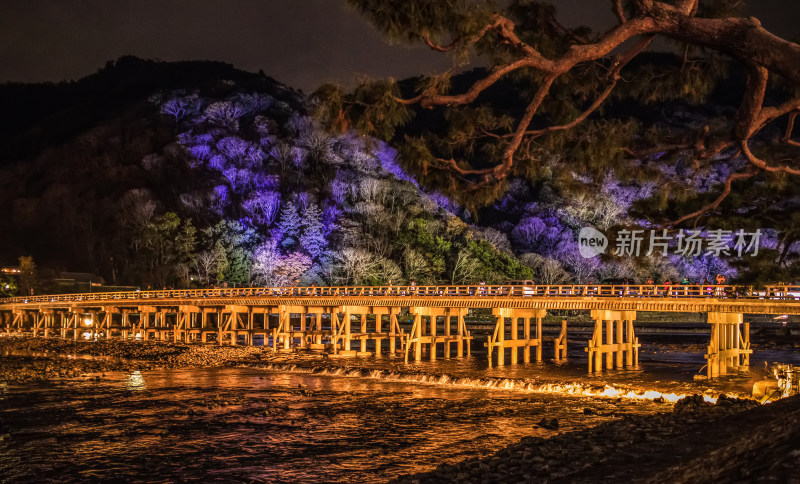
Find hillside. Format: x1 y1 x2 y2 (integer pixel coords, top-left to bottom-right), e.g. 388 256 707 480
0 58 534 291
0 57 796 292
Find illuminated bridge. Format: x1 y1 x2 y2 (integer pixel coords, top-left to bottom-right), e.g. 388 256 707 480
2 284 799 379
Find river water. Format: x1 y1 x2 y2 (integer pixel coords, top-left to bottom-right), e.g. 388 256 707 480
1 336 799 483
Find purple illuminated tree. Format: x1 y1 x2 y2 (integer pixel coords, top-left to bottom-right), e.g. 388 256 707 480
243 190 281 227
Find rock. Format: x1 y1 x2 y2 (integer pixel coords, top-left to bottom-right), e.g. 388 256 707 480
537 417 559 430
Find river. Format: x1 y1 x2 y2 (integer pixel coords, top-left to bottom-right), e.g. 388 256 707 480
1 335 798 483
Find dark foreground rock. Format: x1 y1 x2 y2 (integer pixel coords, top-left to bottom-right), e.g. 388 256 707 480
394 395 800 484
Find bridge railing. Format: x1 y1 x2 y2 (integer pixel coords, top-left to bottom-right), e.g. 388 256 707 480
1 284 799 306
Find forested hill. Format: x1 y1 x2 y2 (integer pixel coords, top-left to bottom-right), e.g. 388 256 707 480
0 57 793 294
0 57 535 292
0 56 296 165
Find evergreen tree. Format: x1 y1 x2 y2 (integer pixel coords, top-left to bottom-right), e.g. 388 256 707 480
300 204 327 259
276 201 302 249
205 220 256 284
18 256 37 296
138 213 197 288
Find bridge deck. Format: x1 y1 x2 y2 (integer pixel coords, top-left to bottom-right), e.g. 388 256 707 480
2 284 800 315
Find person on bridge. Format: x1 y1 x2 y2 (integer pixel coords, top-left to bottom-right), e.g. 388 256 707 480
644 277 654 296
663 279 673 297
715 273 726 296
680 277 691 297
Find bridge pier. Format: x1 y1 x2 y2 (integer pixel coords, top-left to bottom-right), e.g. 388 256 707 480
488 308 546 366
97 309 115 339
586 310 639 373
705 312 752 378
554 319 568 361
31 310 51 338
9 310 25 335
405 307 471 363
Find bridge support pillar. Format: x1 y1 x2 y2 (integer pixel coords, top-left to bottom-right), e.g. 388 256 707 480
705 312 752 379
331 307 355 356
121 310 130 341
488 308 546 366
32 310 51 338
388 308 403 356
406 307 461 363
9 310 24 335
554 319 568 361
97 310 114 340
586 310 639 373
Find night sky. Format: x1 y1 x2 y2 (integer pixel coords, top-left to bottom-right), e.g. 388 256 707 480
1 0 797 93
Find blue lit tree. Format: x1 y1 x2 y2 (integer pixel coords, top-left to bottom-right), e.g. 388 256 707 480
276 201 302 249
300 204 327 260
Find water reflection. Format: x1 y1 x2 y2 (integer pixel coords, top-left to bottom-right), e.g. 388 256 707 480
1 341 799 483
0 367 664 483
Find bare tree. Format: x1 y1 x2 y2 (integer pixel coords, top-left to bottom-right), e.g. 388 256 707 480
451 249 481 284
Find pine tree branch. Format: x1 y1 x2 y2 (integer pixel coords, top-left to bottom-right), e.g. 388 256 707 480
665 168 756 227
506 35 654 141
734 63 769 140
612 0 627 24
422 17 501 52
781 111 800 147
757 99 800 136
741 140 800 176
353 1 800 197
505 77 619 140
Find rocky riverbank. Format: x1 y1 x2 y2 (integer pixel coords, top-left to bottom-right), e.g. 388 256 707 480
394 394 800 483
0 335 275 383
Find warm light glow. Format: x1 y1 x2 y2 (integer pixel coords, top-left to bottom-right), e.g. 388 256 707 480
260 363 726 404
126 371 146 390
83 318 92 327
82 331 92 340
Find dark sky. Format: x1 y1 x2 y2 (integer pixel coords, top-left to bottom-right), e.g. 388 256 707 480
1 0 797 93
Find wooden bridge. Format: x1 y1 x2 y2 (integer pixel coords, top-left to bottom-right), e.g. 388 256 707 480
1 284 799 379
